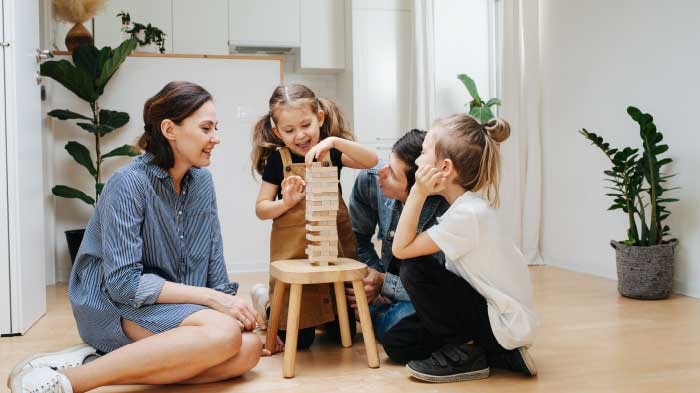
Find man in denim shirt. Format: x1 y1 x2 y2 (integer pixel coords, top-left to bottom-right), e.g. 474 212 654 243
347 130 449 343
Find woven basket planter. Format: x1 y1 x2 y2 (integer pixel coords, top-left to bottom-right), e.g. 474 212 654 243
610 240 678 300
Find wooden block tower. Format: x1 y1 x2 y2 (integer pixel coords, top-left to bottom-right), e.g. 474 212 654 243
305 162 340 266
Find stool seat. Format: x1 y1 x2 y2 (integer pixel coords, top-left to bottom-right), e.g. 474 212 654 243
270 258 368 284
266 258 380 378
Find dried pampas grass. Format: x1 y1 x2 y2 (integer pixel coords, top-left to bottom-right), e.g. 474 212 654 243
52 0 105 24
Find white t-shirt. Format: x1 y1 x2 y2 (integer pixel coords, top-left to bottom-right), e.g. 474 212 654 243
427 192 539 349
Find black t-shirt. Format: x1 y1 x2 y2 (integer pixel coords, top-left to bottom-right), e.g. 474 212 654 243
262 148 344 199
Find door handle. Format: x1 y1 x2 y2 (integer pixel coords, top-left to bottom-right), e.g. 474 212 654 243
35 49 53 62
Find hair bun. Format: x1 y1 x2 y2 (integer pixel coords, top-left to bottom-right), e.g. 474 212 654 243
484 118 511 143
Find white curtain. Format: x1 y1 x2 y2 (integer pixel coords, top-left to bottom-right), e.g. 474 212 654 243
409 0 436 130
499 0 544 265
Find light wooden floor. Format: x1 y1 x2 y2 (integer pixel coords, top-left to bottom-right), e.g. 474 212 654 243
2 266 700 393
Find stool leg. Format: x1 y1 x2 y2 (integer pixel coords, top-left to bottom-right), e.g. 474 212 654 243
351 280 379 368
333 281 352 348
266 280 286 352
283 283 303 378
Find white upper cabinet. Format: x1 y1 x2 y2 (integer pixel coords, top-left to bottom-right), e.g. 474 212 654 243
172 0 229 54
299 0 345 69
93 0 174 53
228 0 300 47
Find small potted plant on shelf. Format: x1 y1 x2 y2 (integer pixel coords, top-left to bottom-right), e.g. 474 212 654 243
458 73 501 123
40 39 142 263
580 106 679 299
117 11 167 54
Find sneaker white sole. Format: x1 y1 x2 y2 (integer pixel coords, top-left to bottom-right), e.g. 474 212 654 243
406 364 490 383
6 343 94 389
518 347 538 377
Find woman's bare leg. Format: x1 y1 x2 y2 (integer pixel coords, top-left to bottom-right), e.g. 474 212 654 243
61 309 260 392
179 332 263 384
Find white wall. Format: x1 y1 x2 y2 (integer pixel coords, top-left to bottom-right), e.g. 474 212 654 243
540 0 700 297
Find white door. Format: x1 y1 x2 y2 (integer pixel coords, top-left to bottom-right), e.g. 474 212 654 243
0 0 46 335
0 0 11 335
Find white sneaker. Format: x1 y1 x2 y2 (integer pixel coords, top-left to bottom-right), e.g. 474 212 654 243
250 283 269 327
10 367 73 393
7 344 96 389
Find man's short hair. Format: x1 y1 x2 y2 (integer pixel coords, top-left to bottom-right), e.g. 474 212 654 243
392 129 427 192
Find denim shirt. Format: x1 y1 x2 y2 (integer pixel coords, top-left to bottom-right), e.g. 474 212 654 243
349 166 449 302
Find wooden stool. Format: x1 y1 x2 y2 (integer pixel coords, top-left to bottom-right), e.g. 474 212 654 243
266 258 380 378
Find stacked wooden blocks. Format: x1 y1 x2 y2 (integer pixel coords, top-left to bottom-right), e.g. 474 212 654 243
305 163 339 266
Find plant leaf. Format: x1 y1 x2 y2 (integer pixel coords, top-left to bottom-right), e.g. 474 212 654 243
485 98 501 107
47 109 92 121
95 39 137 91
469 106 495 124
40 59 97 102
72 44 100 80
457 74 482 105
101 144 141 161
52 185 95 206
99 110 130 129
76 122 114 136
65 141 97 176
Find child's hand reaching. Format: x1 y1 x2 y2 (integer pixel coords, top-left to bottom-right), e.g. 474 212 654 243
305 137 336 166
413 165 446 196
281 175 306 208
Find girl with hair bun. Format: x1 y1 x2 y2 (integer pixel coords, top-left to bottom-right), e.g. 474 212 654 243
388 114 540 383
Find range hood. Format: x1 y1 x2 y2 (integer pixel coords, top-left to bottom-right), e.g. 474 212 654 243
229 41 298 55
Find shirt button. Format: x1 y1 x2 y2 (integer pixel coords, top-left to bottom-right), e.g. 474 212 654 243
180 235 184 239
178 211 182 215
389 230 395 237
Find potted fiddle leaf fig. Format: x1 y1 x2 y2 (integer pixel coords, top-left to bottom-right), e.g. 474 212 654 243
40 38 141 263
580 106 679 299
458 73 501 123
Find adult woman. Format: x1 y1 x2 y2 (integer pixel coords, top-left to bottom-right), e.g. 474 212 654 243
9 81 264 393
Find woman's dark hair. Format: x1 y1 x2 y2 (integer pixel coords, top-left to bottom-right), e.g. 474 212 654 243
392 128 427 192
138 81 213 169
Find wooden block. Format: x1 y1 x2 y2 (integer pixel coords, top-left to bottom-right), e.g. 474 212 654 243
306 233 339 242
305 224 336 232
306 194 338 202
308 205 339 212
306 209 338 221
306 177 339 183
306 243 337 252
306 183 338 193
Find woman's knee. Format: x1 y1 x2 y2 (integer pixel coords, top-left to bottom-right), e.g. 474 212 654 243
186 310 243 356
239 333 263 371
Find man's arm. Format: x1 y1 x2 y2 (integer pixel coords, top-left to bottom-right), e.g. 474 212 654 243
348 170 383 271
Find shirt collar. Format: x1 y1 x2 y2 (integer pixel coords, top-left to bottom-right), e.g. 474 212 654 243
142 152 195 184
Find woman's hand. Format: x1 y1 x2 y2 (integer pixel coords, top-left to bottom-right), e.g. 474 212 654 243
281 175 306 208
206 291 262 331
413 165 446 196
305 137 336 166
258 335 285 356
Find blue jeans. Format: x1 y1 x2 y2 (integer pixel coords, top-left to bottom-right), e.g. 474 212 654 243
370 301 415 341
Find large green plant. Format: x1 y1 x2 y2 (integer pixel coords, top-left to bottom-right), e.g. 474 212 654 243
40 39 141 207
580 106 678 246
458 73 501 123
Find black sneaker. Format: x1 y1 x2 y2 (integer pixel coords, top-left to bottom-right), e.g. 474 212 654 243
487 347 537 376
406 343 489 383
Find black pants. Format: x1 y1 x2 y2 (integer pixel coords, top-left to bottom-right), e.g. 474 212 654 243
272 306 357 350
382 255 507 363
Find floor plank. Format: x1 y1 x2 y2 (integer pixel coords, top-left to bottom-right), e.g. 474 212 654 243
2 266 699 392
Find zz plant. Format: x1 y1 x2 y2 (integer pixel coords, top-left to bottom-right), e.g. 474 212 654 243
580 106 678 246
40 39 141 207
